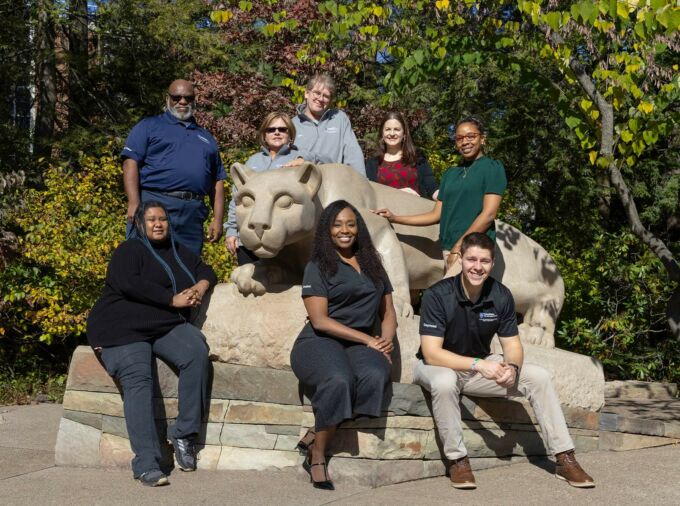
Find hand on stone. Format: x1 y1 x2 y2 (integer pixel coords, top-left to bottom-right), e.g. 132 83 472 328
446 251 461 271
371 208 394 221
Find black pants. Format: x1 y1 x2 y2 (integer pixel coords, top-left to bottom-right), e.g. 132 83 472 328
290 336 391 431
100 323 209 476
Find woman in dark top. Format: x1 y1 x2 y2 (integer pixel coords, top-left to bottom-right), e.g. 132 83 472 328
365 111 439 199
290 200 397 490
87 201 217 487
373 116 506 277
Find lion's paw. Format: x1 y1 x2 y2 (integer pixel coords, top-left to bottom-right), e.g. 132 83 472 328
393 295 414 318
230 264 266 295
518 323 554 348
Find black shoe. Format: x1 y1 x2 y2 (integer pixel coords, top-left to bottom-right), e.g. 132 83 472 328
296 429 315 455
169 435 197 472
302 448 334 491
135 469 169 487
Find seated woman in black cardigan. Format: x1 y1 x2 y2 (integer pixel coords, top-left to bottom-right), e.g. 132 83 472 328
290 200 397 490
87 201 217 487
365 111 439 199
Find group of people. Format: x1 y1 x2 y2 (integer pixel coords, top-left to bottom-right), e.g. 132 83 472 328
86 75 595 491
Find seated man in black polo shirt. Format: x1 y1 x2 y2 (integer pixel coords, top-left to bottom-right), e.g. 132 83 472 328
415 232 594 490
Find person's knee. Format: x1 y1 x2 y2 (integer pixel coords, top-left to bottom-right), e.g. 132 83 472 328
323 372 353 396
361 363 391 387
428 374 459 398
520 364 552 390
116 360 154 390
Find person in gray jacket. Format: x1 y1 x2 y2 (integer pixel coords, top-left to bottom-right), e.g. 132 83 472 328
225 112 315 265
292 74 366 176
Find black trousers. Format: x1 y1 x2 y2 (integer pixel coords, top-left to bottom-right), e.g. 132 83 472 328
99 323 209 476
290 335 391 431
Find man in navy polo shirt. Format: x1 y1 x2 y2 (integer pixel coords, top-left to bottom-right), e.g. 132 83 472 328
415 232 595 490
122 79 226 255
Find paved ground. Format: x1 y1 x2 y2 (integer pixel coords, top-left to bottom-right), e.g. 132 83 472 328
1 403 678 505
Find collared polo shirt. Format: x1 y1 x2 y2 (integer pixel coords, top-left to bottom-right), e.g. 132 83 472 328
418 274 518 359
121 110 227 195
298 259 393 340
438 156 507 250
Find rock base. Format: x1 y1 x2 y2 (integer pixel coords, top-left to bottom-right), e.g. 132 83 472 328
53 346 635 487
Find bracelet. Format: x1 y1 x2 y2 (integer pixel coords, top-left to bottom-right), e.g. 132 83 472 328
471 358 480 370
451 250 461 257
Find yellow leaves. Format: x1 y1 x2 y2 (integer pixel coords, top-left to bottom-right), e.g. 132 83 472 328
620 129 634 143
589 151 598 165
435 0 450 10
436 46 447 59
372 5 384 17
637 101 654 114
209 9 233 24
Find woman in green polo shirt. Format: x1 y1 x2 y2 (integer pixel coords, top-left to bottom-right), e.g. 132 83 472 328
373 116 506 276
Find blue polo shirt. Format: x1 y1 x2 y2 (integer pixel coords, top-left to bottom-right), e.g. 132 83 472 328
121 110 227 195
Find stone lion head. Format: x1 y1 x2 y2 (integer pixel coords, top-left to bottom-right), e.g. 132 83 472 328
231 163 322 258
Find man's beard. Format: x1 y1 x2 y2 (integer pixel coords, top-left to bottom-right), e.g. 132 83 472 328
166 101 194 121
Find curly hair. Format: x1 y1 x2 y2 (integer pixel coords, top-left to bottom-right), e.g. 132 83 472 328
310 200 388 287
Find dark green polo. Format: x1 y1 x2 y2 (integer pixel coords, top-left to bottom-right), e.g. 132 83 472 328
437 156 507 250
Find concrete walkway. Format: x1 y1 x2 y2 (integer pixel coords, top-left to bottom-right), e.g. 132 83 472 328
1 403 678 505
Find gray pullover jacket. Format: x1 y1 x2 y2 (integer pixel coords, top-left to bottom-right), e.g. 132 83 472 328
292 104 366 175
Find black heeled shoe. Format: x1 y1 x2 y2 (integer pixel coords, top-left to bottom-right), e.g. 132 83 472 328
296 429 315 455
302 448 335 491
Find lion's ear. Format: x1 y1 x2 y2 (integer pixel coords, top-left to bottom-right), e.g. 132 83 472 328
231 163 256 190
294 162 322 197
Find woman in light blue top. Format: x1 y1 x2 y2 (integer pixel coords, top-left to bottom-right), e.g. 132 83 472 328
225 112 316 265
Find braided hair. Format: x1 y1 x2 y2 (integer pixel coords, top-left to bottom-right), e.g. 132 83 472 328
130 201 196 293
310 200 388 287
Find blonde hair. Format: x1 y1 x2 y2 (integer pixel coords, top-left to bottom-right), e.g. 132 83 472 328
257 112 296 148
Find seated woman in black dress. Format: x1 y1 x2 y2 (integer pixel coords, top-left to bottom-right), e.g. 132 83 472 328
87 201 217 487
290 200 397 490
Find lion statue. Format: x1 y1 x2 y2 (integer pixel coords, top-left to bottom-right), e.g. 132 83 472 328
229 162 564 348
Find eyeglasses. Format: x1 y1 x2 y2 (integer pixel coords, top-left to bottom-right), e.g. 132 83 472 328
168 94 195 103
310 89 332 101
454 133 482 143
265 127 289 133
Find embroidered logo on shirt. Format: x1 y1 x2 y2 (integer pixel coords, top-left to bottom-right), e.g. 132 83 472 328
197 134 210 144
325 127 339 134
123 146 133 152
302 285 312 289
422 323 438 329
479 312 498 322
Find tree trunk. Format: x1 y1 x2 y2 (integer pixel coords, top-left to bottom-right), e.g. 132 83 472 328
67 0 88 127
34 0 57 158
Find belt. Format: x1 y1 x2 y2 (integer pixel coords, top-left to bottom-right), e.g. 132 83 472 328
151 190 204 201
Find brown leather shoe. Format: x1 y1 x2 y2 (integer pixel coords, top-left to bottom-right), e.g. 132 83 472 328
449 456 476 489
555 450 595 488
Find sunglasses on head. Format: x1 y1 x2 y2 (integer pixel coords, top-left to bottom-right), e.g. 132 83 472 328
266 127 288 133
168 94 195 103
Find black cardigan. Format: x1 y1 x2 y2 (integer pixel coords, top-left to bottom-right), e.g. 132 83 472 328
86 238 217 348
365 152 439 199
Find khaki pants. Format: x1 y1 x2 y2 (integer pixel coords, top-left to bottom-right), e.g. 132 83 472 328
413 354 574 460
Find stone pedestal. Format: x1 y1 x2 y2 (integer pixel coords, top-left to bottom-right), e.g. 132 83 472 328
56 346 605 486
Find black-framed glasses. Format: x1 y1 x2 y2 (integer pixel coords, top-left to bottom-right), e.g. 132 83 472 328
168 94 195 103
454 133 481 143
265 127 289 133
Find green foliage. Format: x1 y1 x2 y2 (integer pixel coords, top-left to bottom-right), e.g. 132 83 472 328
533 226 679 382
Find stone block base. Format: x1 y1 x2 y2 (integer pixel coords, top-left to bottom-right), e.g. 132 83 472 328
55 347 676 487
